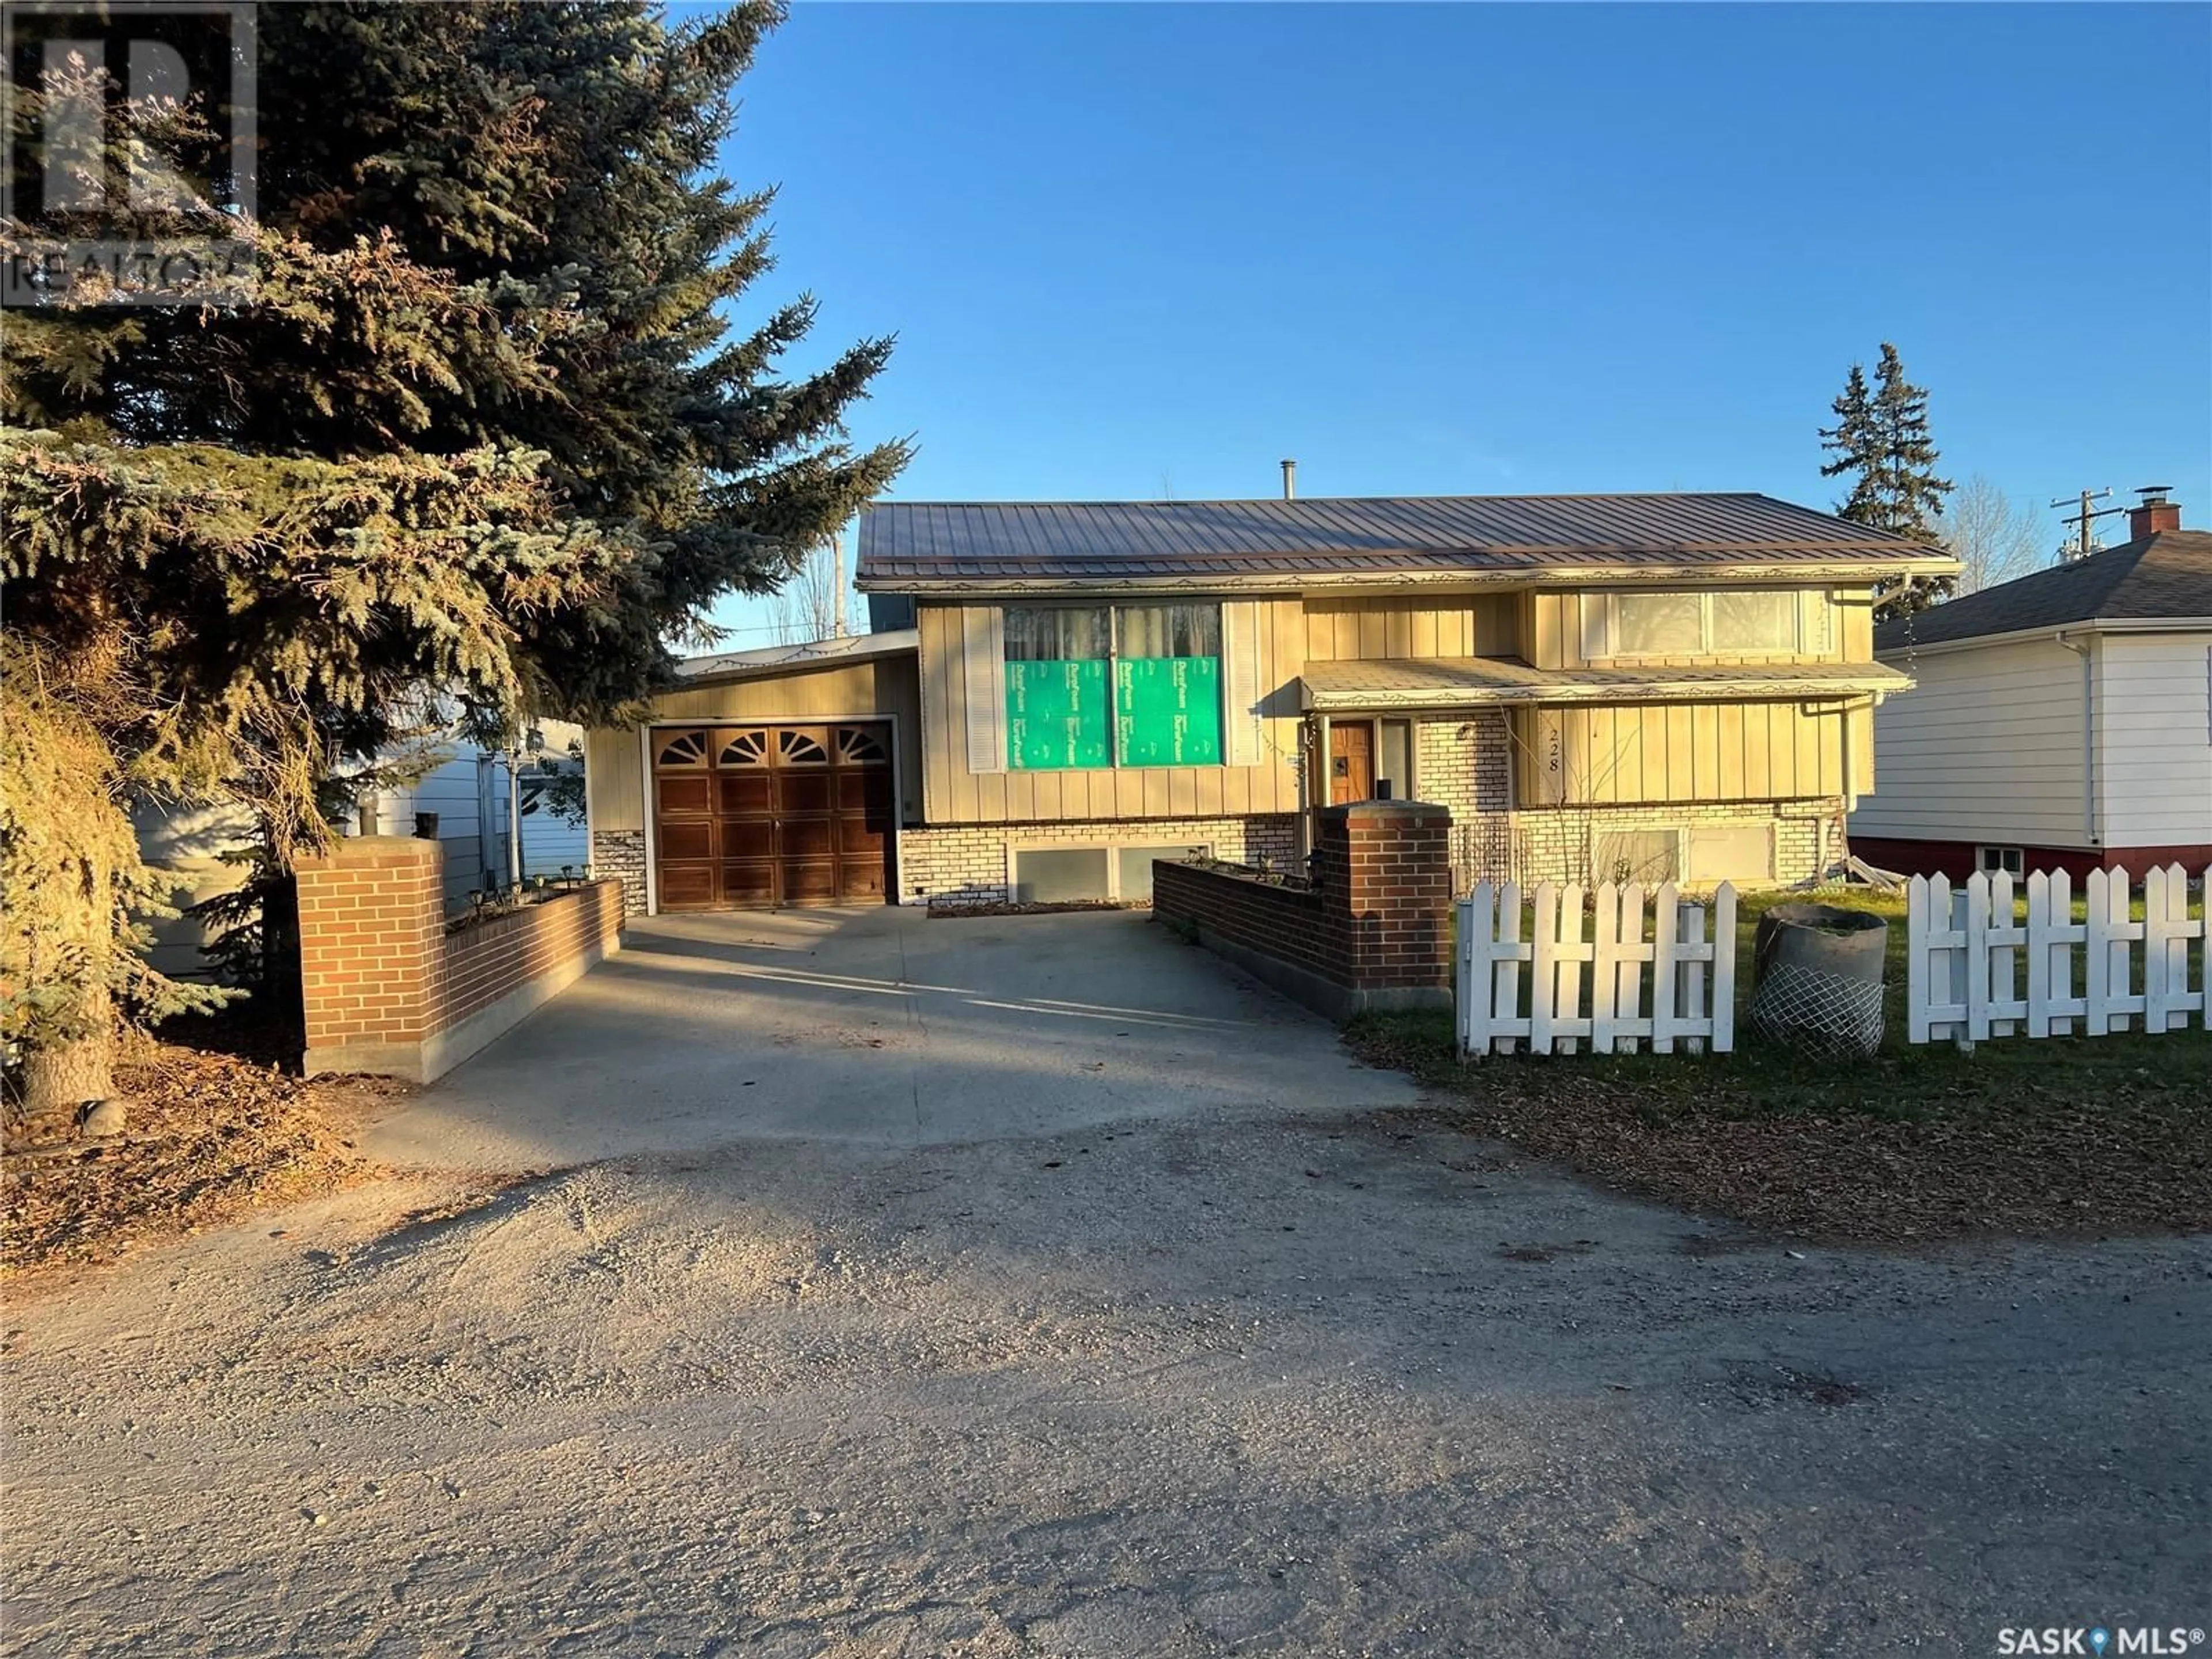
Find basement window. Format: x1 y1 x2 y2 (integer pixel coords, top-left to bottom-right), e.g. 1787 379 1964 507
1978 846 2025 877
1013 842 1215 904
1013 847 1111 904
1593 828 1682 885
1115 843 1211 903
1685 823 1774 884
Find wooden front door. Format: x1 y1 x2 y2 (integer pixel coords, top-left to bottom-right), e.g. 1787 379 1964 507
1329 721 1375 805
652 723 895 910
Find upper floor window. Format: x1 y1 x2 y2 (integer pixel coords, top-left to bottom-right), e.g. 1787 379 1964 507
1003 603 1222 770
1003 605 1111 770
1592 590 1828 660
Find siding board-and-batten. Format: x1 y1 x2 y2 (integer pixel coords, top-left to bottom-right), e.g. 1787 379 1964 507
916 588 1872 825
1301 594 1516 662
582 657 925 834
915 599 1306 825
1510 588 1869 809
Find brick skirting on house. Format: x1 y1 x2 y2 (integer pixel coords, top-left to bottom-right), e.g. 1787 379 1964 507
1152 801 1453 1021
1483 798 1843 889
899 813 1301 907
295 836 624 1082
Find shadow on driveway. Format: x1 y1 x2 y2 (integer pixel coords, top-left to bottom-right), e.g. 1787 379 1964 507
366 906 1416 1169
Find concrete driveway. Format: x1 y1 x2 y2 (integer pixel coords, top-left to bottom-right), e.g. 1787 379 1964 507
7 909 2209 1657
368 906 1414 1168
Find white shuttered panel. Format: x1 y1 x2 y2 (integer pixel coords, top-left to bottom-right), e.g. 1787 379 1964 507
1798 589 1833 655
1578 594 1611 663
962 605 1006 774
1221 600 1266 767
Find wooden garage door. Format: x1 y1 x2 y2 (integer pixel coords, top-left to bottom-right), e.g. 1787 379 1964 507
652 724 894 910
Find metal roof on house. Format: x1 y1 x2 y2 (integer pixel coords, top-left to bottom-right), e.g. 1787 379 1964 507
856 493 1955 592
1297 656 1912 712
1873 531 2212 651
672 628 917 684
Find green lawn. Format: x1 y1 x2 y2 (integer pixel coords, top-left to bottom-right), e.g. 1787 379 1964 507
1347 887 2212 1241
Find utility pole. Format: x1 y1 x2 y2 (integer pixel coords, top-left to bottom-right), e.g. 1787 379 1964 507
830 531 849 637
2049 487 2124 562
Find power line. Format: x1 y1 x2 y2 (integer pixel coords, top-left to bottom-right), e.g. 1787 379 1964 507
2048 487 2124 562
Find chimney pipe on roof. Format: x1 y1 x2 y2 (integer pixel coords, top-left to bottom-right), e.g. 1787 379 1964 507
2128 485 2181 540
1280 459 1297 501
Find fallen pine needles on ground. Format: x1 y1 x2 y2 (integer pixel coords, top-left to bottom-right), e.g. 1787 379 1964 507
2 1041 397 1275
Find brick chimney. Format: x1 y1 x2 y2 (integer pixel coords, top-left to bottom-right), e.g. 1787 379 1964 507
2128 485 2180 540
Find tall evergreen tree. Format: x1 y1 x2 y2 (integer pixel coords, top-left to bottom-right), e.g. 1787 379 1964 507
1819 342 1953 617
2 2 907 1108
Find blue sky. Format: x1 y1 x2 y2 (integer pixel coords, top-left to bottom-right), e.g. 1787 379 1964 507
707 2 2211 642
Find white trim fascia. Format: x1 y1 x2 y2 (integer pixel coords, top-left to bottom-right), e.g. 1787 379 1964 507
637 724 657 916
1876 616 2212 661
862 559 1958 598
1298 676 1907 713
673 631 919 688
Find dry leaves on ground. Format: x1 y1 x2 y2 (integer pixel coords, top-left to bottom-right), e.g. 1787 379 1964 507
1349 1025 2212 1245
2 1042 398 1276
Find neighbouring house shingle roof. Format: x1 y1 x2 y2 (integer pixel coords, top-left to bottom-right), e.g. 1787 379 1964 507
1874 531 2212 651
673 628 917 684
856 493 1955 590
1297 656 1911 711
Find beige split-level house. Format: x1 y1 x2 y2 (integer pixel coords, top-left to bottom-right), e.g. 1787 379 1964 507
582 491 1955 913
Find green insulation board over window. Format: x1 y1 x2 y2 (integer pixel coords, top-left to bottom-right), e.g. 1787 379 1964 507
1115 657 1221 767
1006 659 1110 770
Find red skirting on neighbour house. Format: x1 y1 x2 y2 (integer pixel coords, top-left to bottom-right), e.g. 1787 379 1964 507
1848 836 2212 882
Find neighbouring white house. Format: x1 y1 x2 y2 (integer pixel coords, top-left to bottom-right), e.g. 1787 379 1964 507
137 724 589 982
1849 490 2211 881
355 721 590 911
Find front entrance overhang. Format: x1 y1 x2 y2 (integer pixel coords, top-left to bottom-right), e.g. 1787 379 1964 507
1296 656 1911 713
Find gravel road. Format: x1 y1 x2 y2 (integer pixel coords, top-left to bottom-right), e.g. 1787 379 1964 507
6 1104 2208 1657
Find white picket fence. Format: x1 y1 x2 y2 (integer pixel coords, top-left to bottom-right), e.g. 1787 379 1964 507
1457 881 1737 1058
1906 865 2208 1047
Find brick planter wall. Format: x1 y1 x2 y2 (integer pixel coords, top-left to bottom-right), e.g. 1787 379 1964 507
295 836 623 1082
1152 801 1452 1021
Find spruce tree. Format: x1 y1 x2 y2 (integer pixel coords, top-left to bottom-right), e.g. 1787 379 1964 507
1 2 907 1107
1819 342 1954 618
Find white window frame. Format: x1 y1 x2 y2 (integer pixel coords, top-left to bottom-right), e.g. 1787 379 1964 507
1590 824 1685 885
1683 820 1778 885
1585 590 1830 663
1112 839 1214 901
1007 838 1215 902
1588 820 1779 886
1977 844 2025 877
1000 601 1229 774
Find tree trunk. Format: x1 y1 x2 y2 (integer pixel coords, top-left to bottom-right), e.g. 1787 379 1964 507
17 986 116 1118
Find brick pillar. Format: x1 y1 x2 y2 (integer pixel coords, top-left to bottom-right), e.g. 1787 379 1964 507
294 836 443 1080
1314 800 1453 1006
